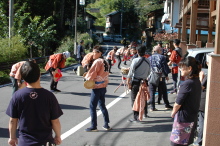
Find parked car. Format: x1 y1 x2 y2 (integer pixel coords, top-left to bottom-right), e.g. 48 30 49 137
103 35 112 42
93 34 103 43
187 47 214 74
113 35 122 43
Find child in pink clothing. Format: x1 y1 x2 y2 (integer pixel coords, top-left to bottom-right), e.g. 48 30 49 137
9 59 36 94
84 46 111 132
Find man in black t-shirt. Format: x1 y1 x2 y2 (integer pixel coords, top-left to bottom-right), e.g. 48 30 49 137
6 61 63 146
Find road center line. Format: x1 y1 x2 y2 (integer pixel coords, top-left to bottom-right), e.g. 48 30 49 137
61 91 129 140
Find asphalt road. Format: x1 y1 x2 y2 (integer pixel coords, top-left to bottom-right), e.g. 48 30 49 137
0 42 176 146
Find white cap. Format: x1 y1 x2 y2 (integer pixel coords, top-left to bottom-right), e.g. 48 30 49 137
63 51 70 58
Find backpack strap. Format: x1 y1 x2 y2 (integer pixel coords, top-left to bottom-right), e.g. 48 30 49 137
135 57 149 70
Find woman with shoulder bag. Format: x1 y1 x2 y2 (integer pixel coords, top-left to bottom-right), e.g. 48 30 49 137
170 56 202 146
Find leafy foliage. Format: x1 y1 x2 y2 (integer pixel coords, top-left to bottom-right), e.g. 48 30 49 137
0 35 28 63
87 0 116 26
13 3 57 57
0 2 9 38
55 37 75 55
65 57 76 66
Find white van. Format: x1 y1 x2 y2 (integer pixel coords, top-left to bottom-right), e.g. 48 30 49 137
187 47 214 74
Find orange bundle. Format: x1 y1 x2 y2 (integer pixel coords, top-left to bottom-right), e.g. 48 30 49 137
53 69 62 82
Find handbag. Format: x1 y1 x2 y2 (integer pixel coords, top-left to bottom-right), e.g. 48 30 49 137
148 71 161 86
148 55 162 86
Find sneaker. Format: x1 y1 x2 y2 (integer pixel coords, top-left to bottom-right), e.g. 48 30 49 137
165 105 173 110
102 126 112 131
127 118 139 123
150 108 158 112
50 90 55 92
54 89 61 92
85 127 98 132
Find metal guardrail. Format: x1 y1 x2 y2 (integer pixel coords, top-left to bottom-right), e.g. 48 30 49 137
0 56 49 71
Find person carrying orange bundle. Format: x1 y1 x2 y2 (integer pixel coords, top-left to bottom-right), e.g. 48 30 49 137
81 52 94 72
106 46 118 73
45 51 70 92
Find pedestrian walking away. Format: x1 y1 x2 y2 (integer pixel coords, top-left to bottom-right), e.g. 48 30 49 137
74 40 85 72
170 56 202 146
84 46 111 132
127 45 151 122
115 46 125 69
45 51 70 92
148 46 173 111
6 61 63 146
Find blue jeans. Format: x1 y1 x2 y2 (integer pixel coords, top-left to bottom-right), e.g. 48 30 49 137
196 111 204 145
172 73 178 91
90 88 110 128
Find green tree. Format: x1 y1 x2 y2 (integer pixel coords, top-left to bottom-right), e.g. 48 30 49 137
87 0 116 26
0 1 9 38
13 3 57 57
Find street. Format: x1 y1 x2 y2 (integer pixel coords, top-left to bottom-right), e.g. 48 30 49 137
0 42 176 146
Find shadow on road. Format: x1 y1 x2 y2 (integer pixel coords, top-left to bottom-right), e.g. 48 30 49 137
61 91 91 96
0 127 10 138
59 104 89 110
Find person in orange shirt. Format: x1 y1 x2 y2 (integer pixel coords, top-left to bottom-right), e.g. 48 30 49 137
168 39 182 94
84 46 111 132
45 51 70 92
106 46 118 73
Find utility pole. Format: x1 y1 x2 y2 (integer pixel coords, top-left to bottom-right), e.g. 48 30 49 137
74 0 78 55
9 0 14 38
120 0 123 36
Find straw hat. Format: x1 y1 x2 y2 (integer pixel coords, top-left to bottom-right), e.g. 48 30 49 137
84 80 95 89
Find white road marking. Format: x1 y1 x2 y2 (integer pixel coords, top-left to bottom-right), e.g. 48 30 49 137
61 91 129 140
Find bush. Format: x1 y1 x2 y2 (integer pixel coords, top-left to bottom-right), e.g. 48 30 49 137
0 35 28 63
0 71 10 85
55 37 75 56
65 57 76 66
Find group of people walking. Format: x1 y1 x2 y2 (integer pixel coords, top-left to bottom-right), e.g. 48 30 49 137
6 38 207 146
